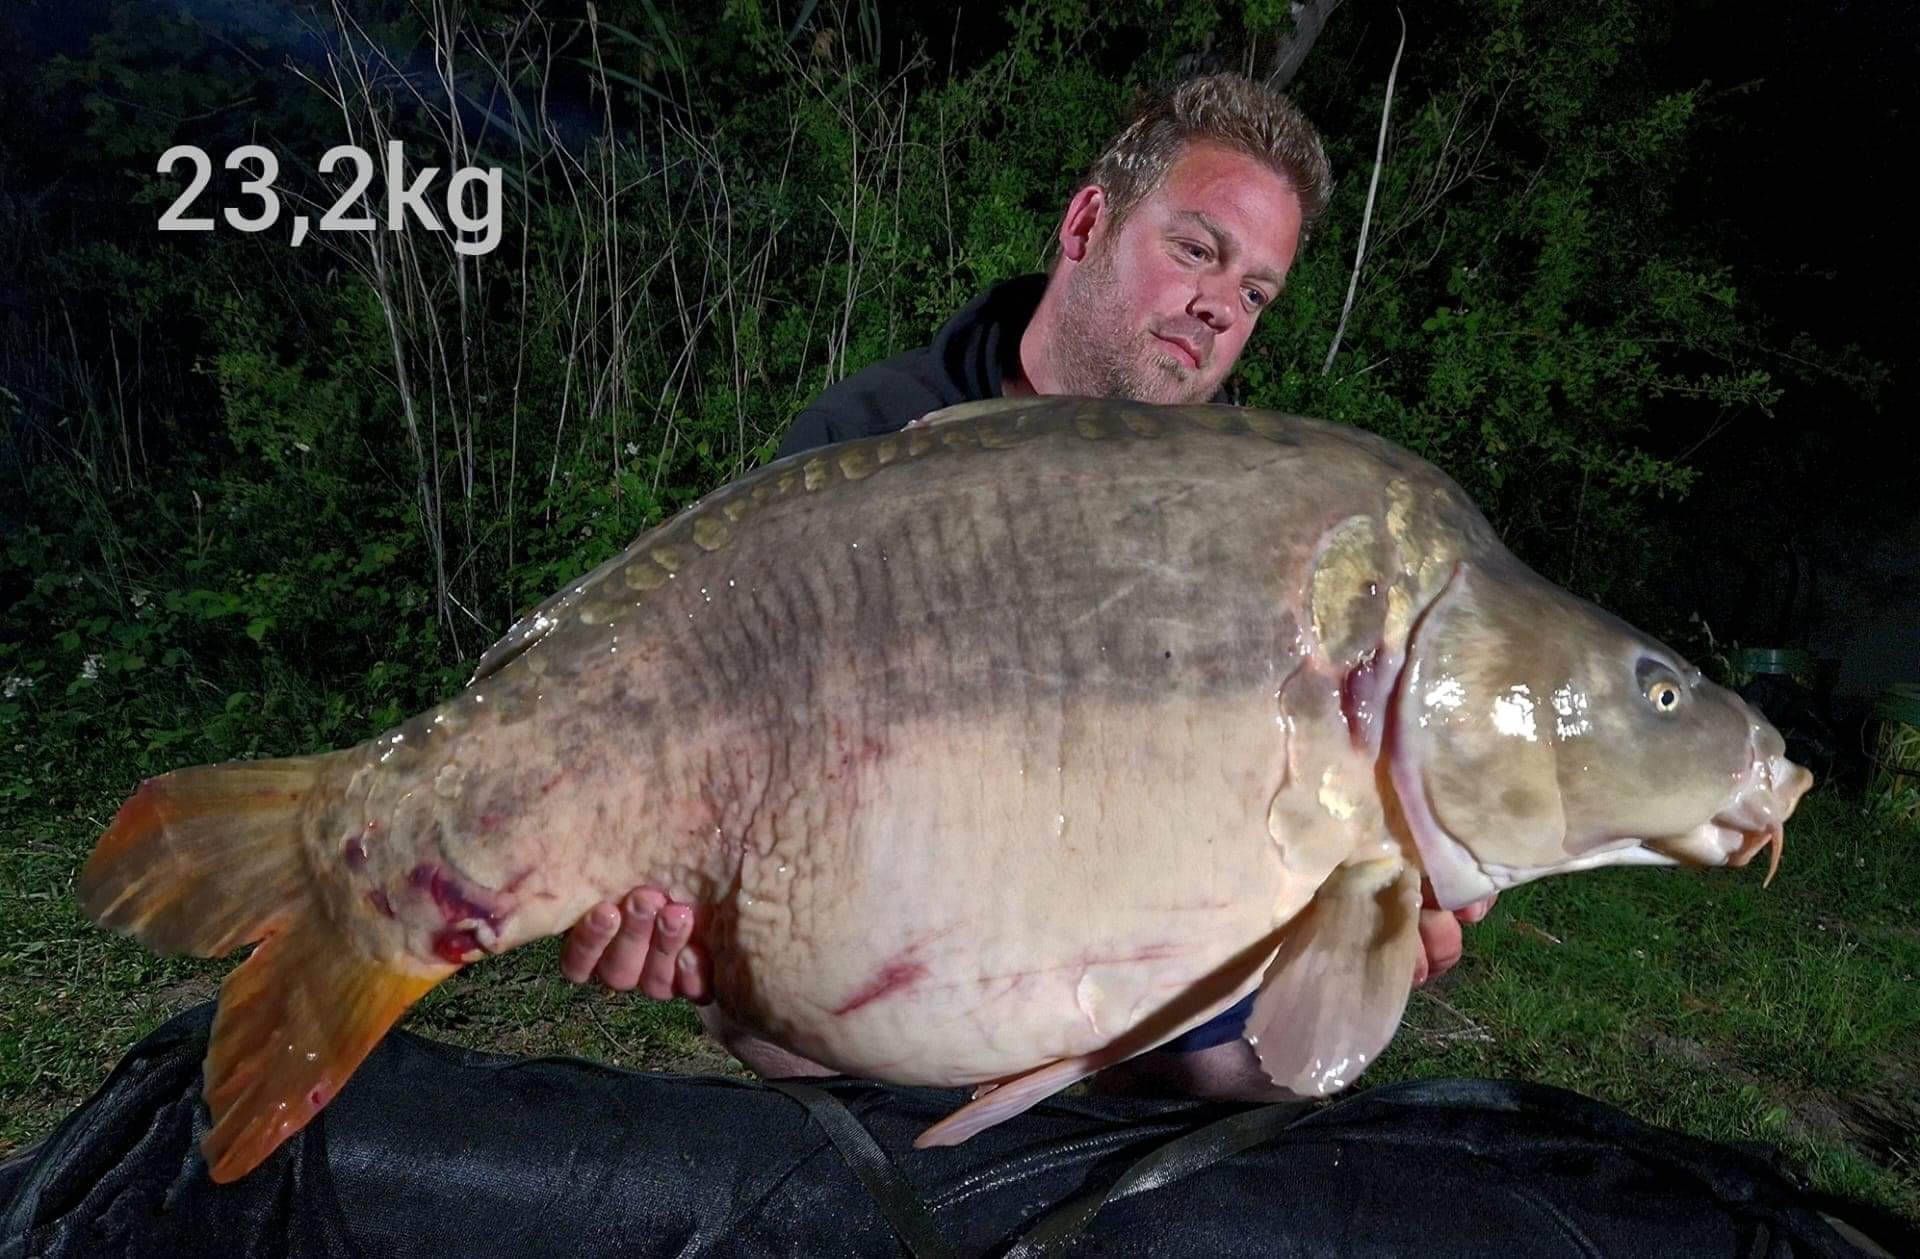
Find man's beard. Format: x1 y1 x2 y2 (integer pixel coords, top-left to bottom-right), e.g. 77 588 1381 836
1053 248 1210 405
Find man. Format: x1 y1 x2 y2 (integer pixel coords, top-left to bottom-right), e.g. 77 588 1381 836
559 73 1495 1100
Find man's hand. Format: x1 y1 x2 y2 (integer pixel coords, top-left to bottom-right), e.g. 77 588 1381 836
1414 884 1497 987
560 888 711 1003
561 881 1497 1001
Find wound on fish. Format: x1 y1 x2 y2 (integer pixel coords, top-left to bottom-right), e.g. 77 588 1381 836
409 862 501 932
833 960 927 1016
432 926 484 965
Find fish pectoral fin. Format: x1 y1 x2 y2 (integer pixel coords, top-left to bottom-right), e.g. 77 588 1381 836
1244 859 1422 1098
203 907 445 1182
913 1055 1107 1148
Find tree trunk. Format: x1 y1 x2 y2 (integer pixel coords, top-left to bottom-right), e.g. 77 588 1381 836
1267 0 1344 92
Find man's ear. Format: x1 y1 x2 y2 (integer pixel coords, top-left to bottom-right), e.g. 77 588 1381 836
1057 185 1105 262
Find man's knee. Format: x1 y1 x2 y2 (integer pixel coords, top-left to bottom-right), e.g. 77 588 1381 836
696 1003 836 1081
1094 1038 1288 1103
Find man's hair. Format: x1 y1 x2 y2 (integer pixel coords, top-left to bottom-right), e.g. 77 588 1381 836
1083 73 1334 243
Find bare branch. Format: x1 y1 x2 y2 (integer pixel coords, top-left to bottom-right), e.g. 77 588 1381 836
1323 8 1407 374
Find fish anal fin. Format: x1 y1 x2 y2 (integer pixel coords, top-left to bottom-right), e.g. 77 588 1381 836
203 906 446 1183
1245 859 1422 1098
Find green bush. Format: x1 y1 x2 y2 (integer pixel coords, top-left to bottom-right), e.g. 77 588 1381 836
0 0 1874 778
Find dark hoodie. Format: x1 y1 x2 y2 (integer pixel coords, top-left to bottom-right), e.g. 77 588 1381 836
774 274 1048 458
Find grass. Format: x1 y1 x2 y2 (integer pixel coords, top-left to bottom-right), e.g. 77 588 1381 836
3 742 1915 1226
1374 789 1920 1220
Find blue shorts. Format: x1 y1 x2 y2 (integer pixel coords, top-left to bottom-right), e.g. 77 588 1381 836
1153 989 1256 1053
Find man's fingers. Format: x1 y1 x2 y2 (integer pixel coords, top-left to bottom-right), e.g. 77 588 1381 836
640 904 694 1000
594 890 665 992
675 946 711 1004
560 884 712 1001
560 901 620 983
1455 892 1498 925
1415 907 1464 987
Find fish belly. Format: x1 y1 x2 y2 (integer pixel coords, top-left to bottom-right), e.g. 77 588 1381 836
720 694 1311 1083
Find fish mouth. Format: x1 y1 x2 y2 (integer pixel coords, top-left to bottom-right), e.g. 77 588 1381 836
1650 818 1784 886
1648 745 1812 888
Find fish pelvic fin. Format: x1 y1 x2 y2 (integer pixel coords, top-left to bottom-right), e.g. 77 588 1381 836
76 757 450 1183
1245 859 1422 1098
913 1053 1112 1149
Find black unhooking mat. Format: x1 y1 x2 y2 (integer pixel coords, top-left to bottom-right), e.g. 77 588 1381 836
2 1003 1909 1258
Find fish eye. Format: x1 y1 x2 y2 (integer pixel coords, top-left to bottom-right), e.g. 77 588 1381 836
1635 656 1686 714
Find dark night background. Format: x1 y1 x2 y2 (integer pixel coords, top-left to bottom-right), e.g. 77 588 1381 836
0 0 1917 1239
0 0 1912 765
1652 0 1916 746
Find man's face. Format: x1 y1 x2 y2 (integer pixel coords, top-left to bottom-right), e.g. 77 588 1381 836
1053 143 1304 404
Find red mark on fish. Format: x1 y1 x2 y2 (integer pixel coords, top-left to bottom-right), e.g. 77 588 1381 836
432 926 483 965
833 959 928 1016
408 862 502 932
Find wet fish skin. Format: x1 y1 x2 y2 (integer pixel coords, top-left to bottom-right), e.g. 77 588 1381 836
315 400 1459 960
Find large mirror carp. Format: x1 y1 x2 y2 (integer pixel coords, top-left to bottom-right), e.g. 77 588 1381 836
77 397 1813 1183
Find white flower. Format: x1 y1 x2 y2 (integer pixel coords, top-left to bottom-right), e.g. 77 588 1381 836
624 441 640 456
2 675 31 698
131 591 148 609
80 655 103 681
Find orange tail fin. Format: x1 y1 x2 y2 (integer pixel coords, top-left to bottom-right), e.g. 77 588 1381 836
77 759 449 1183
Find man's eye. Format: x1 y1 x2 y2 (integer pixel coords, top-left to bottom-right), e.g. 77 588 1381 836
1180 241 1211 261
1244 288 1268 309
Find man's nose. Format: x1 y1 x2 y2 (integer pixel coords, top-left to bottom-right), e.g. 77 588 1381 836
1188 279 1237 331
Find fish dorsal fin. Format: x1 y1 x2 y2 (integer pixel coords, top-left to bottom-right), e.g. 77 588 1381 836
469 403 1062 685
908 396 1066 428
1245 859 1422 1097
466 547 632 685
